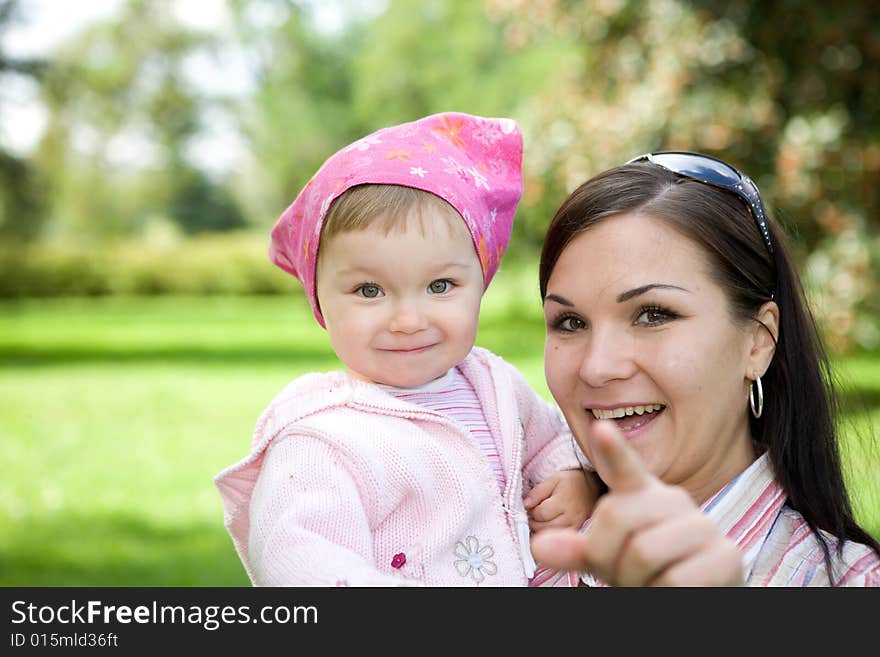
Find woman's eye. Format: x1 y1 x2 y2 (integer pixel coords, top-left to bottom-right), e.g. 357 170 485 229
636 307 675 325
356 284 383 298
552 315 586 332
428 279 452 294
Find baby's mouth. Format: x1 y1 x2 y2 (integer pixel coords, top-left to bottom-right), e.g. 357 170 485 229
589 404 666 432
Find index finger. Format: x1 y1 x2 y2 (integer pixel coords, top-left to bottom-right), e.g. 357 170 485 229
587 419 654 493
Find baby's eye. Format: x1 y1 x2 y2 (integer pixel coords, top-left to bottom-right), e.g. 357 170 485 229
356 284 383 298
428 279 453 294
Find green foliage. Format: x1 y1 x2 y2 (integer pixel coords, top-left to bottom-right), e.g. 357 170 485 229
228 1 364 227
25 0 215 240
0 1 49 240
168 167 247 233
0 231 300 297
489 0 880 351
0 151 49 240
351 0 558 122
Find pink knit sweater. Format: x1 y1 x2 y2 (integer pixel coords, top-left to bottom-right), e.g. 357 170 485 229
214 346 580 586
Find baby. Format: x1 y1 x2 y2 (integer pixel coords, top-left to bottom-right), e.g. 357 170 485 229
215 112 594 586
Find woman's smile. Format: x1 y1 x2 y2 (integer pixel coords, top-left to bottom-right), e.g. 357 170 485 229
587 404 666 437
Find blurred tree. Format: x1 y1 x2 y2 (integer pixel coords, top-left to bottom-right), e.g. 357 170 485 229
0 146 47 240
488 0 880 352
224 0 363 227
169 167 246 233
31 0 244 240
351 0 566 125
0 0 48 240
724 1 880 353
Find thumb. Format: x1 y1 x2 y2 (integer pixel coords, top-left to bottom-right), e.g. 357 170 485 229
523 476 557 509
530 528 592 572
588 420 653 493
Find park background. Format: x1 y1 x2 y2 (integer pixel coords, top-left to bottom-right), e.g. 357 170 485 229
1 0 878 585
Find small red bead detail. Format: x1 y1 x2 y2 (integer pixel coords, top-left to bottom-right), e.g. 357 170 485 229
391 553 406 569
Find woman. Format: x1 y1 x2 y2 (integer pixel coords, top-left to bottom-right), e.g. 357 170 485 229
530 152 880 586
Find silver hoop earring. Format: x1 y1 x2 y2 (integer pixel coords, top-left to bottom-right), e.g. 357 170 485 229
749 374 764 419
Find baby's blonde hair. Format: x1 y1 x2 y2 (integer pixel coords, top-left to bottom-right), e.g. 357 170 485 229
322 184 468 241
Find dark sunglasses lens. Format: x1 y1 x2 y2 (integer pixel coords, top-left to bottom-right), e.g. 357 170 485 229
634 151 775 271
650 152 740 188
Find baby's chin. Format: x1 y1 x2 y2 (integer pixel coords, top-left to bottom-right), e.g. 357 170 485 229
376 371 447 388
346 366 444 389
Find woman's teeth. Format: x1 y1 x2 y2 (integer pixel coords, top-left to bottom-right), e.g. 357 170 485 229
590 404 664 420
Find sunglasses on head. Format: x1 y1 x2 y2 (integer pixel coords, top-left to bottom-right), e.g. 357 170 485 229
626 151 774 261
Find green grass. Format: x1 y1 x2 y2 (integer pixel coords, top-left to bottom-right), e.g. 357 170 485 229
1 267 878 585
0 295 330 586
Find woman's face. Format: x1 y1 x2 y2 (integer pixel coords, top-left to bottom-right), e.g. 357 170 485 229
543 212 759 502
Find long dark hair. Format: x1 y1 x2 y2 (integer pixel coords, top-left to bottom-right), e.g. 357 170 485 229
539 162 880 581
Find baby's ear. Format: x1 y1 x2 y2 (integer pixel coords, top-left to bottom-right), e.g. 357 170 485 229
749 301 779 376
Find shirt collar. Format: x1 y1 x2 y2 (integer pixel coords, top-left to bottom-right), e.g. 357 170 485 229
701 452 787 576
376 366 459 395
579 453 786 587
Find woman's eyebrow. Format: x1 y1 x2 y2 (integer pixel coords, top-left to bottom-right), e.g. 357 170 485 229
543 293 573 306
617 283 691 303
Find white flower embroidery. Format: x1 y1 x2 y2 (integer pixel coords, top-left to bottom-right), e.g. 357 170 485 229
454 536 497 583
468 167 489 190
498 118 516 135
441 156 470 182
409 166 427 178
343 135 382 152
471 119 504 145
396 125 419 138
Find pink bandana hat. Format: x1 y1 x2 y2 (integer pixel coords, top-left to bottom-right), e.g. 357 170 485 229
269 111 523 327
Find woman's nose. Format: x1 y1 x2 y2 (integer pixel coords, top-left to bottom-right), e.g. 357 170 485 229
577 328 637 387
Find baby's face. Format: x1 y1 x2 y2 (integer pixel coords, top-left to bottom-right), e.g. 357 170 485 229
315 212 484 387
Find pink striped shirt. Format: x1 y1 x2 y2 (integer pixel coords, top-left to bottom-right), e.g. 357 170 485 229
537 453 880 587
380 366 506 494
702 453 880 586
